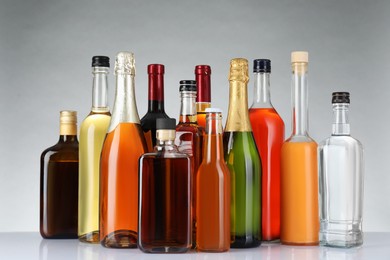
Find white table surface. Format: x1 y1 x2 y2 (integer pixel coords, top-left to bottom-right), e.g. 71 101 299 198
1 232 389 260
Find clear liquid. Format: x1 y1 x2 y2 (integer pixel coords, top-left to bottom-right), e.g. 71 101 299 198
78 113 110 242
318 135 364 248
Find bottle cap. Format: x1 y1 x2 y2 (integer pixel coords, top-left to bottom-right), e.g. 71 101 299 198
156 118 176 130
291 51 309 63
115 51 135 75
92 56 110 67
148 64 164 74
60 110 77 124
195 65 211 75
205 108 222 113
179 80 197 92
253 59 271 73
332 92 350 104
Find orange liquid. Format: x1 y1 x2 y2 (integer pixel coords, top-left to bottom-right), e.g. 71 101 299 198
249 108 284 241
196 133 230 252
100 123 147 247
196 113 206 129
280 141 319 245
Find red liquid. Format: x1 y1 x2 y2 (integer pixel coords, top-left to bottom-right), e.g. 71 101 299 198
249 108 284 241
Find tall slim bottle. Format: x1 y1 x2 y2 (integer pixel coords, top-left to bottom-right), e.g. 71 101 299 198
196 108 230 252
78 56 111 243
224 58 261 248
319 92 364 248
249 59 284 241
195 65 211 129
100 52 147 248
175 80 204 247
40 111 79 239
281 51 319 245
141 64 170 152
138 118 192 253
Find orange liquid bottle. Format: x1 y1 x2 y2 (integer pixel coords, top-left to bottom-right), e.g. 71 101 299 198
196 108 230 252
100 52 147 248
281 52 319 245
195 65 211 129
249 59 284 241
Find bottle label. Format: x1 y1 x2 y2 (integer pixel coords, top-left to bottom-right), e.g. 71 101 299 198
175 132 194 156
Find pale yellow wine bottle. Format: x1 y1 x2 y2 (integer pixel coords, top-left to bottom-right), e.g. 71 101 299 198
78 56 111 243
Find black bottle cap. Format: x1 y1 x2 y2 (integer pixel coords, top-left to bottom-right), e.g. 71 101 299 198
253 59 271 73
92 56 110 67
332 92 350 104
156 118 176 130
179 80 197 92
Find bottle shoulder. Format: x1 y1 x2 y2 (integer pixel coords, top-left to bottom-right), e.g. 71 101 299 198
141 112 169 124
41 142 78 161
319 135 363 149
176 123 204 135
80 113 111 131
285 135 316 144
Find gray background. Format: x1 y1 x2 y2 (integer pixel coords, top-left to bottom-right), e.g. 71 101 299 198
0 0 389 232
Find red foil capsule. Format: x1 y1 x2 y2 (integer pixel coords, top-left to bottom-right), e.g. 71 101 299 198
195 65 211 103
148 64 165 101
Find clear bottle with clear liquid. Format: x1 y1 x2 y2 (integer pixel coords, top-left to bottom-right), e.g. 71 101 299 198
318 92 364 248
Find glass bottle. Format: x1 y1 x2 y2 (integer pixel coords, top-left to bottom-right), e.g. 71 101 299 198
40 110 79 239
223 58 261 248
138 118 191 253
281 51 319 245
78 56 111 243
195 65 211 129
249 59 284 241
196 108 230 252
141 64 170 152
100 51 147 248
319 92 364 248
175 80 204 247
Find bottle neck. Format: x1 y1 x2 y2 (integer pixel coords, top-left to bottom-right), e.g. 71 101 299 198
251 72 272 108
59 135 78 143
225 81 252 132
179 91 197 123
108 73 140 132
59 120 77 142
204 112 224 161
148 73 165 113
332 103 350 136
91 67 109 112
291 62 309 136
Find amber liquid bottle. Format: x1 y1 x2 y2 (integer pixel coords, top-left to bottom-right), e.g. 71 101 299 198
100 52 147 248
138 118 191 253
195 65 211 129
141 64 170 152
249 59 284 241
281 51 319 245
196 108 230 252
224 58 262 248
175 80 204 247
40 111 79 239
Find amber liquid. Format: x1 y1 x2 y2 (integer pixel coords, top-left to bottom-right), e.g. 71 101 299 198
196 102 210 129
281 141 319 245
40 136 79 239
100 123 147 248
249 108 284 241
196 133 230 252
139 156 191 253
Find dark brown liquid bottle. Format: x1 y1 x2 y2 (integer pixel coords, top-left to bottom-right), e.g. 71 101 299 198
40 110 79 239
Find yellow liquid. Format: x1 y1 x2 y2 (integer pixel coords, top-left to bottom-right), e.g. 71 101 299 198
78 112 111 243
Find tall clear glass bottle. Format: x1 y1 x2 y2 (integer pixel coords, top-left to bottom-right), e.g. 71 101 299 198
319 92 364 248
40 111 79 239
195 65 211 129
141 64 170 152
249 59 284 241
78 56 111 243
138 118 191 253
196 108 230 252
100 52 147 248
281 51 319 245
223 58 261 248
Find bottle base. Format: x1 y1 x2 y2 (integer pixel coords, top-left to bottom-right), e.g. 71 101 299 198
231 236 261 248
139 243 190 253
101 230 138 248
197 247 229 253
320 231 363 248
78 231 100 244
281 240 319 246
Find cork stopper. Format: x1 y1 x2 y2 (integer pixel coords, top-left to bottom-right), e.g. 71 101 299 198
115 51 135 75
229 58 249 83
60 110 77 135
156 118 176 141
291 51 308 63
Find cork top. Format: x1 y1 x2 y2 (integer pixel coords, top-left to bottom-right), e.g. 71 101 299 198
291 51 309 63
115 51 135 75
229 58 249 82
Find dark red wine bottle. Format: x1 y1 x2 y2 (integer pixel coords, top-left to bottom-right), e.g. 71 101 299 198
141 64 170 151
